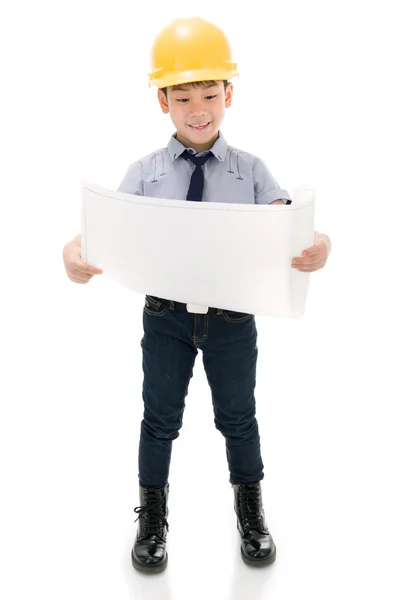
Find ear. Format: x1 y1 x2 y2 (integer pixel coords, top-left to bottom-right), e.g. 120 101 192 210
158 89 169 114
224 82 233 108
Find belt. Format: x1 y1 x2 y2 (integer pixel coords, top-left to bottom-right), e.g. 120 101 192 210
149 296 222 314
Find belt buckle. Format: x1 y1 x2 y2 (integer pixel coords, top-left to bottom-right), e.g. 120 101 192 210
186 304 209 314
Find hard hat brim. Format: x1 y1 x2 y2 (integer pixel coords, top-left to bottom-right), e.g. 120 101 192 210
148 67 239 88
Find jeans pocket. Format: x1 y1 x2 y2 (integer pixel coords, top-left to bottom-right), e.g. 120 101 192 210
144 295 169 317
222 310 253 323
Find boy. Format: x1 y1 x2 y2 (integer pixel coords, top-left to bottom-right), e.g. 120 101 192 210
63 17 331 574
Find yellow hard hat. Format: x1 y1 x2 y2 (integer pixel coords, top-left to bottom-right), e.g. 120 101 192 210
148 17 239 88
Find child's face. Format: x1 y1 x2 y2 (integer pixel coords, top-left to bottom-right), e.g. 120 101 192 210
158 80 233 152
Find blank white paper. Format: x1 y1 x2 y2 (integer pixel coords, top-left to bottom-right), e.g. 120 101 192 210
81 182 315 317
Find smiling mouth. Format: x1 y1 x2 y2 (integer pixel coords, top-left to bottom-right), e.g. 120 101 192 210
189 122 210 130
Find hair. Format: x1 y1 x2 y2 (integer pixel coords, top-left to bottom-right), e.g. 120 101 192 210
160 80 228 97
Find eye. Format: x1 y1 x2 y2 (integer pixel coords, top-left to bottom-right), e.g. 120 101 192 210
177 98 189 103
206 94 217 100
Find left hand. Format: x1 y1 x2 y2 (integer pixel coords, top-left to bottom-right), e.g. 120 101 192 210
291 237 329 272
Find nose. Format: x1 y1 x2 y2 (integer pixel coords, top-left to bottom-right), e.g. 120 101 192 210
188 98 207 116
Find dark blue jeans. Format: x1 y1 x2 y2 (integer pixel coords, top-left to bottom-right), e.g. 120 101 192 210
138 295 265 488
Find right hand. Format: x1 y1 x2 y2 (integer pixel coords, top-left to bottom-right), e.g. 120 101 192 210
63 241 103 284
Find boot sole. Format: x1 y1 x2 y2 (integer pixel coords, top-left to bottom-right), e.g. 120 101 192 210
240 546 276 567
131 550 168 574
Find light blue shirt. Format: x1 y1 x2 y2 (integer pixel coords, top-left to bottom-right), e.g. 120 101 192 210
117 131 292 205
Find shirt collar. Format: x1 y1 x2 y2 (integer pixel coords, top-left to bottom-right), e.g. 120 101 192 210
167 131 228 162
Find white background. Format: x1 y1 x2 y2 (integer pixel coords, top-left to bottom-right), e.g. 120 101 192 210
1 1 399 599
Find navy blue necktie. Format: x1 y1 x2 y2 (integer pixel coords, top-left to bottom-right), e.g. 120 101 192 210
181 150 213 201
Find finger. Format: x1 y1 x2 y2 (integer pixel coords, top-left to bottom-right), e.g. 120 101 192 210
70 272 91 282
292 249 317 260
301 246 320 257
77 261 103 275
292 257 318 266
71 268 92 279
292 257 323 267
292 263 323 272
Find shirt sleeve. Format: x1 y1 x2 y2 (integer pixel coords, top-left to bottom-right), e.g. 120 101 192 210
253 158 292 204
117 160 144 195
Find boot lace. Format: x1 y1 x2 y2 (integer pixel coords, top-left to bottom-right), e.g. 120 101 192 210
238 485 268 533
134 490 169 538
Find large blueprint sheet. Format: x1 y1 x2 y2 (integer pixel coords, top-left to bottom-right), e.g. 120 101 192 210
81 183 315 317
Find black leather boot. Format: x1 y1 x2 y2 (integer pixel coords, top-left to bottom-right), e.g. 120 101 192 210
131 482 169 573
233 482 276 566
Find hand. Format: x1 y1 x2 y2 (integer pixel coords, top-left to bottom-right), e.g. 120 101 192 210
291 236 329 272
62 240 103 284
